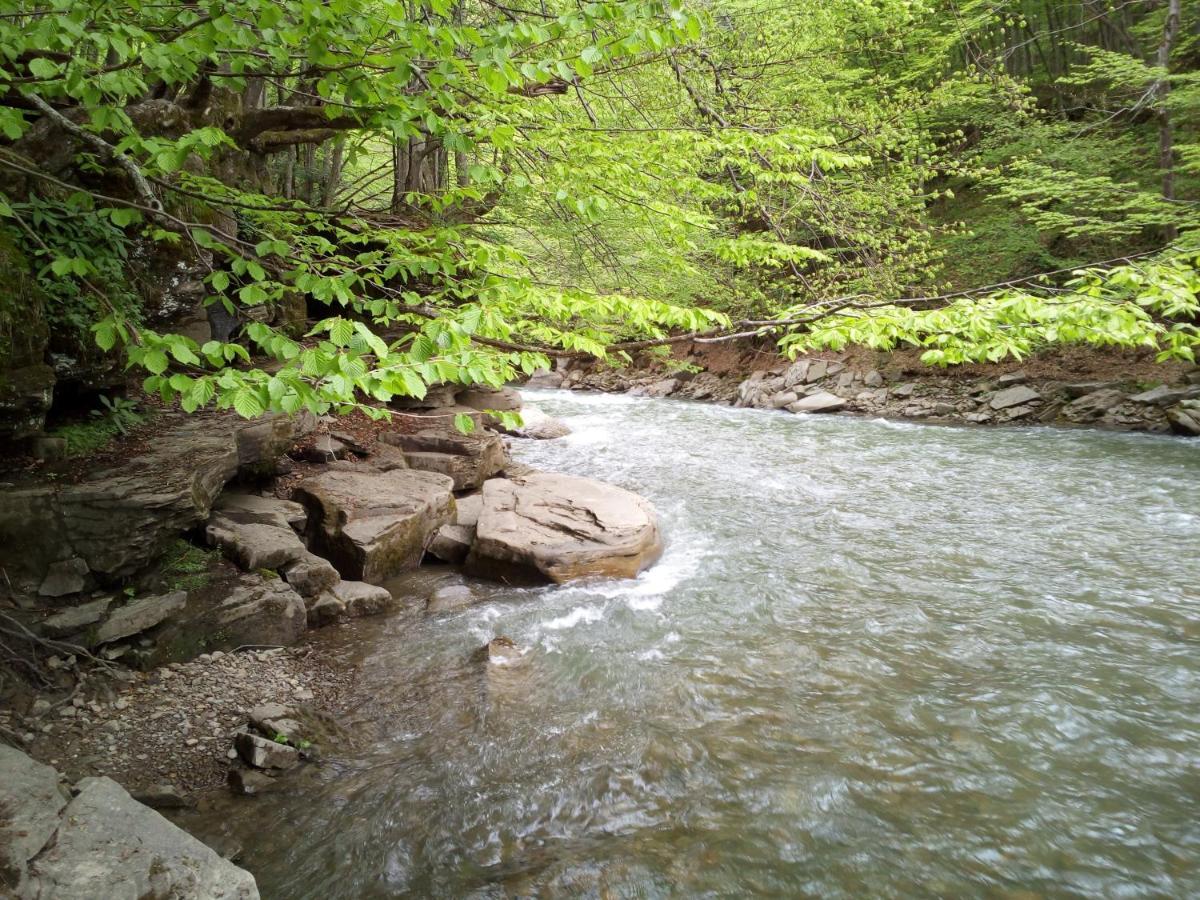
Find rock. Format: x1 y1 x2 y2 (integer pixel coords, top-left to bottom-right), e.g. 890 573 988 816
770 391 798 409
227 766 281 796
208 576 307 648
131 783 194 810
500 405 571 440
37 558 90 598
366 442 409 472
427 523 475 564
389 384 459 409
293 468 455 583
891 382 916 398
524 369 564 389
331 580 395 617
804 360 828 383
25 775 258 898
235 412 316 479
989 385 1041 410
390 405 485 431
454 493 483 528
1063 381 1119 399
213 492 306 533
235 731 300 770
1129 384 1196 406
248 703 302 743
329 430 370 455
381 427 506 491
41 596 112 638
642 378 679 397
863 370 884 387
298 432 348 463
0 413 310 583
467 472 662 583
786 391 847 413
485 635 525 666
427 584 477 612
996 372 1028 385
96 591 186 644
1167 399 1200 436
206 511 307 572
30 435 68 463
307 593 344 627
280 552 340 598
932 402 956 416
0 745 66 888
457 385 523 413
1064 388 1126 422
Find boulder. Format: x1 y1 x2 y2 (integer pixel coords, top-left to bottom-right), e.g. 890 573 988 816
381 427 506 491
457 385 523 413
213 492 306 533
787 392 847 413
990 385 1041 410
206 512 307 572
24 775 258 898
331 580 395 617
454 493 483 527
41 597 112 638
891 382 917 398
804 359 828 383
280 552 340 598
1167 399 1200 436
235 411 316 478
524 370 564 388
1064 388 1126 422
0 745 66 889
96 591 187 644
1130 384 1198 406
466 473 662 583
499 405 571 440
863 370 884 387
292 468 455 583
389 384 459 409
37 558 90 598
0 414 311 584
208 576 307 648
307 593 344 626
770 391 798 409
427 523 475 563
235 731 300 770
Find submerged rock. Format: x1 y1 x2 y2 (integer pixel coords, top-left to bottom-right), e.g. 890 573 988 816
466 472 662 583
292 468 455 584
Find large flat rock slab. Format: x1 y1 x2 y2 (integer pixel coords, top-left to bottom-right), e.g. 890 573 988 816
0 413 312 585
466 473 662 583
0 745 66 889
25 775 258 899
292 468 455 584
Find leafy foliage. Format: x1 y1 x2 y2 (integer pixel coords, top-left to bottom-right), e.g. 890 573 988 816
0 0 1198 418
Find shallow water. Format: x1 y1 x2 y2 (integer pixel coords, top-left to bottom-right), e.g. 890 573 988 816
179 391 1200 897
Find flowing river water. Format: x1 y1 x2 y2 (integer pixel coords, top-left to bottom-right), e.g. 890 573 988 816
178 390 1200 897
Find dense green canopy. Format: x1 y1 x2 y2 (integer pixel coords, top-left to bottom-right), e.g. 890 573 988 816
1 0 1197 418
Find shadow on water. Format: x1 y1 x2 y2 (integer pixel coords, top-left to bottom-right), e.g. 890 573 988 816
174 391 1200 898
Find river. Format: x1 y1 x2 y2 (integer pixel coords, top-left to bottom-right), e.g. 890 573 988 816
177 390 1200 897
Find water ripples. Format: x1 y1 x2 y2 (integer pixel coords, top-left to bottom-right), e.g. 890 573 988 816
179 390 1200 898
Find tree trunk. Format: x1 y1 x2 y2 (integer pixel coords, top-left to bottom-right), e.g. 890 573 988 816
321 137 345 208
1157 0 1182 241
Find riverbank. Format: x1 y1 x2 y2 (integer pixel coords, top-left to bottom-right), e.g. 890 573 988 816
538 342 1200 436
